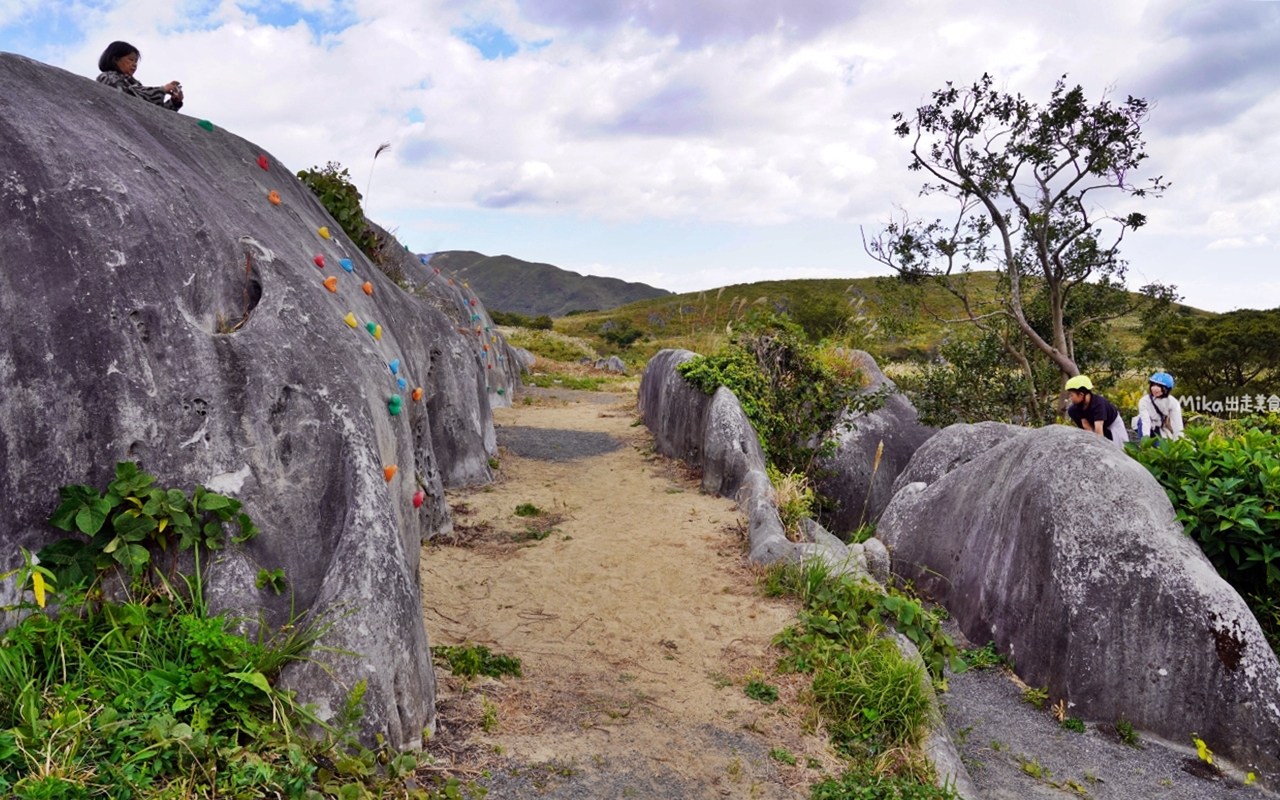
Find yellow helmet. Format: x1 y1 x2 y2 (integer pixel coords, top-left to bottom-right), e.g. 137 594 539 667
1064 375 1094 392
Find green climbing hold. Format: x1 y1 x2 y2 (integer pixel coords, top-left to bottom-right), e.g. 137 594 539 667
366 322 377 336
497 388 506 396
388 395 402 415
197 119 214 131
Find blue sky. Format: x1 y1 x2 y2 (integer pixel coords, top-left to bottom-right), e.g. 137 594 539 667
3 0 1279 311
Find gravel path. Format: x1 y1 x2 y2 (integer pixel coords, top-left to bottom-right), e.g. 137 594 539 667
495 425 623 461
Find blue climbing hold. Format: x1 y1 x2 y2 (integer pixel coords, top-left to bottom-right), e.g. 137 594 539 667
389 359 400 375
398 377 407 391
340 258 353 272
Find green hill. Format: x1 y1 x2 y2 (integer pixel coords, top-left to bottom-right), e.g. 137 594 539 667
554 273 1210 366
425 251 671 317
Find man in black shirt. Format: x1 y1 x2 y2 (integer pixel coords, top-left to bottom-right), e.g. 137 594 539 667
1065 375 1127 449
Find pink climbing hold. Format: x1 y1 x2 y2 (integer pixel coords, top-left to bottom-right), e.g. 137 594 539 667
323 276 338 293
314 255 325 269
257 154 269 170
413 490 425 508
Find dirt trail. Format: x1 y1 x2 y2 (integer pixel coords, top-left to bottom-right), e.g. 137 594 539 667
419 388 839 798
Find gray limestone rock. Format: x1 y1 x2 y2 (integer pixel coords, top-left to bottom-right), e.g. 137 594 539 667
605 355 627 374
877 424 1280 788
861 536 890 584
638 350 710 465
512 347 536 370
0 53 504 749
700 386 768 498
816 351 935 536
891 420 1029 496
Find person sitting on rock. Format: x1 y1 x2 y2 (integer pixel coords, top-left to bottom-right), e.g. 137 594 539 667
96 41 183 111
1133 371 1184 441
1065 375 1127 449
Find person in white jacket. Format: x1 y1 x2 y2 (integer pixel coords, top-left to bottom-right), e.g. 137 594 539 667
1134 372 1183 441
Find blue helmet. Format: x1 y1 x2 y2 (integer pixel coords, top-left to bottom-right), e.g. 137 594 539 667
1149 372 1175 391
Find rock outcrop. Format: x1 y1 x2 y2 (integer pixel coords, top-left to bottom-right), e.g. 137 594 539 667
0 54 502 748
816 351 935 536
890 420 1029 495
878 425 1280 786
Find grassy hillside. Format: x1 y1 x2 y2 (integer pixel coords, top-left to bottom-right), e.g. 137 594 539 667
552 272 1210 368
426 250 671 317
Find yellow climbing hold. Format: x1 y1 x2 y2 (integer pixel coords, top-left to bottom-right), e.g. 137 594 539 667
383 465 398 482
324 276 338 293
374 324 383 340
318 226 330 239
344 312 358 328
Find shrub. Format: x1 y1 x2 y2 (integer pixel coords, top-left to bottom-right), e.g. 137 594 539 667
678 313 882 476
433 644 523 679
297 162 382 263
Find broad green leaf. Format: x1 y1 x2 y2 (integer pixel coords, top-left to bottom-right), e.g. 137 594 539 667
228 671 272 695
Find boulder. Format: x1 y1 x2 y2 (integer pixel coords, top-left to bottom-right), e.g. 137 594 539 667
700 386 768 498
0 54 503 749
605 355 627 374
816 351 935 536
638 350 710 465
890 421 1029 496
512 347 536 370
878 424 1280 786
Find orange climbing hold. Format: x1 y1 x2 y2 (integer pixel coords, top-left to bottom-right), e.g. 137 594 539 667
324 276 338 293
483 345 489 352
412 387 423 401
314 255 325 269
362 282 373 295
268 190 281 205
318 226 330 240
344 312 358 328
383 465 398 482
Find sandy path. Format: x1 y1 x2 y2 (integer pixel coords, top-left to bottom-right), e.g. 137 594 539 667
419 389 841 798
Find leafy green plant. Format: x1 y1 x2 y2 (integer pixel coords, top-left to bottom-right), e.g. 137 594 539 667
1130 427 1280 599
433 644 523 679
1022 686 1049 710
770 748 798 765
962 641 1010 672
809 763 957 800
514 503 544 518
297 161 382 263
256 567 287 595
1061 718 1085 733
490 310 553 330
678 312 883 477
527 373 609 391
744 681 778 704
1113 718 1140 747
601 319 645 348
37 462 259 586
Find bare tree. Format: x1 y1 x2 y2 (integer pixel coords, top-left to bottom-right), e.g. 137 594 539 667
865 74 1174 417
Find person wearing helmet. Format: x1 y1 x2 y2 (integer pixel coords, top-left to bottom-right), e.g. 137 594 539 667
1065 375 1127 449
1134 372 1183 441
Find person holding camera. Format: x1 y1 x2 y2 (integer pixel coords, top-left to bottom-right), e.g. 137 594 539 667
96 41 184 111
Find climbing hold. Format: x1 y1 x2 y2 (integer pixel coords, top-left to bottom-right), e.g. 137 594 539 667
389 359 400 374
434 268 440 274
486 385 492 391
268 190 281 205
490 336 496 342
340 258 353 272
314 255 325 269
483 345 489 352
448 279 453 285
497 388 505 396
463 282 469 288
374 325 383 340
383 465 398 482
469 299 476 306
318 226 330 240
323 276 338 293
197 119 214 131
366 322 377 335
344 312 358 328
388 395 402 415
257 154 269 170
412 387 423 402
413 490 425 508
487 363 492 369
397 377 407 391
363 282 373 296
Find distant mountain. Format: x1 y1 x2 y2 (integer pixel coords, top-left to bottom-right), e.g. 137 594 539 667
424 251 671 318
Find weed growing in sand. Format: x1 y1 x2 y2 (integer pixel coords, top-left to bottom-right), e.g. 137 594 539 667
433 644 523 679
744 680 779 704
1061 718 1085 734
707 671 734 689
962 641 1010 671
514 503 544 517
1022 686 1049 710
480 696 499 733
770 748 798 766
1018 755 1050 780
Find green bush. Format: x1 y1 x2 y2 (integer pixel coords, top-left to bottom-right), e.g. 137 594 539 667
433 644 523 679
297 162 382 263
1130 426 1280 652
490 310 553 330
678 313 882 476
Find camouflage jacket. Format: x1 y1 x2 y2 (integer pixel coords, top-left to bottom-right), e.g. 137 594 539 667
96 71 182 112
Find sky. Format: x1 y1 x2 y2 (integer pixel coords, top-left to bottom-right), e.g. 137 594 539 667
2 0 1278 312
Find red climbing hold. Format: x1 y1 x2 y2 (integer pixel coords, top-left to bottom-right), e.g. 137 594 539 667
362 282 373 296
413 490 425 508
323 276 338 292
257 155 269 170
314 255 325 269
469 299 476 306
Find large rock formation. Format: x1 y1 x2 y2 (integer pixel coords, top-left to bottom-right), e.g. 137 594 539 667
816 351 935 536
879 425 1280 785
0 53 503 748
889 420 1028 495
